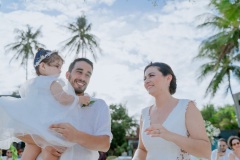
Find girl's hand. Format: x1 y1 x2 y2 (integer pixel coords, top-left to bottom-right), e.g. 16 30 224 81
79 95 90 106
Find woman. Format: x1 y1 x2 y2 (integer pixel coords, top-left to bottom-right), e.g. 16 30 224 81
132 62 211 160
228 136 240 160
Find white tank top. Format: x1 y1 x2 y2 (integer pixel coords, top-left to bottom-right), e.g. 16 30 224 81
141 99 191 160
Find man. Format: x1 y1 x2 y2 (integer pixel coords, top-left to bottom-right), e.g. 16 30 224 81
20 58 112 160
211 138 232 160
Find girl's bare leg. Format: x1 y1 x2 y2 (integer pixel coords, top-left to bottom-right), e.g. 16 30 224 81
21 143 41 160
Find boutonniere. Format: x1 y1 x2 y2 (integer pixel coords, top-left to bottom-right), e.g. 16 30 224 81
82 100 95 107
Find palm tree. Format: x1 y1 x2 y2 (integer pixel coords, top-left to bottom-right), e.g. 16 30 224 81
195 51 240 101
5 25 45 80
61 15 101 61
197 0 240 65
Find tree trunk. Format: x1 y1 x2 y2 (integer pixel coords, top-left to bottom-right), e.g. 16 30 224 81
25 59 28 80
227 72 234 102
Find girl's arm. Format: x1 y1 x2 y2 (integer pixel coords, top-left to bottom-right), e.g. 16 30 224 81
132 116 147 160
50 81 90 106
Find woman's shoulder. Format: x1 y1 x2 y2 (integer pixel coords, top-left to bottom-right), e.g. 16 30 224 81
177 99 197 109
142 106 151 112
141 106 152 119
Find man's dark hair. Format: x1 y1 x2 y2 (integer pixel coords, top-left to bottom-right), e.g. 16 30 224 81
68 58 93 72
218 138 227 143
144 62 177 95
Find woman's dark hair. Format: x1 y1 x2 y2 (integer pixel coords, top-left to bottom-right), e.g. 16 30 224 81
144 62 177 95
227 136 240 149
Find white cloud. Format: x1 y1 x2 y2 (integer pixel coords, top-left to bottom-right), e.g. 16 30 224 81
0 0 238 118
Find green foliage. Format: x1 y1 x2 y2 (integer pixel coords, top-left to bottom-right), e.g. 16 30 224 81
201 104 238 130
106 156 117 160
0 149 2 160
11 91 20 97
195 0 240 99
201 104 217 123
109 104 138 156
196 0 240 65
195 51 240 98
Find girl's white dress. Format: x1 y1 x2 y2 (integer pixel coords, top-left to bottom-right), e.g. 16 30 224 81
0 75 81 149
141 99 192 160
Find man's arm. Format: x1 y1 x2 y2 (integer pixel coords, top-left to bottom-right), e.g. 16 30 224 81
50 99 112 152
49 123 110 152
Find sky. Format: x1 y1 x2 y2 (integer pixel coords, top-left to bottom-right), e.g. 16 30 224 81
0 0 239 118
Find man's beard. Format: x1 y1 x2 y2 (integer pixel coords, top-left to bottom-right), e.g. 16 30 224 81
68 75 86 95
75 89 84 95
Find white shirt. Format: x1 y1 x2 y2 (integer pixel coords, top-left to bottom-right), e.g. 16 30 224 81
211 148 232 160
37 96 112 160
1 157 12 160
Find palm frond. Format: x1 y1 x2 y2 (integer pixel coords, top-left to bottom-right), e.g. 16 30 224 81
61 15 102 61
4 25 44 79
205 68 227 97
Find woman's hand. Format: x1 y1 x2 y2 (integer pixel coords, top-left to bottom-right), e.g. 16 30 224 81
144 124 172 141
228 152 236 160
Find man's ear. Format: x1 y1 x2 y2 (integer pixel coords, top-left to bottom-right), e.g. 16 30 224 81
66 71 70 79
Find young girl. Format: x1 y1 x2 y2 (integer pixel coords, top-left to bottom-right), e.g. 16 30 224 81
0 48 92 160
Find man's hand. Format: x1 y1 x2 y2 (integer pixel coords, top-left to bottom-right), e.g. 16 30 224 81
50 122 110 152
49 123 78 142
217 150 225 157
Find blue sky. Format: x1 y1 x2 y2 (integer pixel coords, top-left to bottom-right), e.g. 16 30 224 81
0 0 239 117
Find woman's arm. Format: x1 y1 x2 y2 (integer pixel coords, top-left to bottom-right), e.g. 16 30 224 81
132 117 147 160
165 101 211 159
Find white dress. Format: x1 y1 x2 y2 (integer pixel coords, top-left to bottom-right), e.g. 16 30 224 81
141 99 191 160
0 75 81 149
